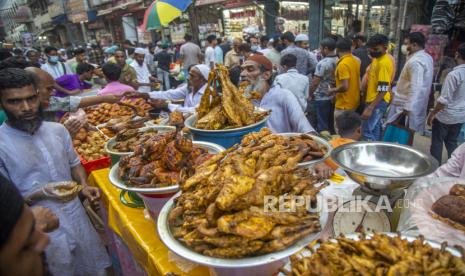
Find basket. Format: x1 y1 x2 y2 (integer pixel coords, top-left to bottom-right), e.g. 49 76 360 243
80 155 111 175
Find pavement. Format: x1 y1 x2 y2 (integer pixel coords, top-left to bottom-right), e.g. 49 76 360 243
412 133 448 164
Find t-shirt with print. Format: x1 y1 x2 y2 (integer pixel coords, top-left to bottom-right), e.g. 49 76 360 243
366 53 394 103
314 56 338 101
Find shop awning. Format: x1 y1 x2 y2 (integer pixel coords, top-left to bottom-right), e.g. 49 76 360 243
35 26 55 36
97 0 142 16
195 0 226 6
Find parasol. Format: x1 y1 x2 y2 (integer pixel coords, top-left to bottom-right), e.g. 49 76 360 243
141 0 192 31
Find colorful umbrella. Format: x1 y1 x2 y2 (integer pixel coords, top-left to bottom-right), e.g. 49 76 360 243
141 0 192 31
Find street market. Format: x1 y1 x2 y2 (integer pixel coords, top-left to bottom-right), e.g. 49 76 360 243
1 0 465 275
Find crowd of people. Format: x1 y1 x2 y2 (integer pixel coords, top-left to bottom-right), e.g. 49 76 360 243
0 28 465 275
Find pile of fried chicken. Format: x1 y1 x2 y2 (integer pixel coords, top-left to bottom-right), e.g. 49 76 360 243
118 131 213 188
195 65 269 130
283 232 465 275
168 128 327 258
110 128 158 153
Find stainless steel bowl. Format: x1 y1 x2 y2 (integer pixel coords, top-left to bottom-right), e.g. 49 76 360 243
331 142 438 190
109 141 225 194
279 133 333 168
157 192 328 268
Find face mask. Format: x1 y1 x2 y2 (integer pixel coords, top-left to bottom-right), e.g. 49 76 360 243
251 45 259 52
48 55 59 63
401 45 408 55
370 50 383 58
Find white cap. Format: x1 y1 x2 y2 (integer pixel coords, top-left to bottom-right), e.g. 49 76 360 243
295 34 309 42
134 48 146 55
193 64 210 81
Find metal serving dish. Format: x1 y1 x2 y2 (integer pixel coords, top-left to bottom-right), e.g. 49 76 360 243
108 141 225 194
278 232 463 275
331 142 438 190
157 192 328 269
280 133 333 168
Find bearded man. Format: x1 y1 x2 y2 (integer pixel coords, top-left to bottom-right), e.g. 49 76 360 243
0 68 111 276
240 54 315 133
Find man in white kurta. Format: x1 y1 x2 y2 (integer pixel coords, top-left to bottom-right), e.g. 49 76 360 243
386 32 434 133
0 68 110 276
130 48 153 93
147 64 210 114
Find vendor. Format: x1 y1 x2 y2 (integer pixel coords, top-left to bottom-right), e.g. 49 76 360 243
128 64 210 114
130 48 157 93
0 68 111 275
240 54 315 134
431 143 465 178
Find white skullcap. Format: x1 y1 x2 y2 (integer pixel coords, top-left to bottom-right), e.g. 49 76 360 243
193 64 210 81
295 34 309 42
135 48 146 55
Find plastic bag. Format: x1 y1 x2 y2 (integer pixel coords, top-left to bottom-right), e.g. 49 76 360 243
398 176 465 248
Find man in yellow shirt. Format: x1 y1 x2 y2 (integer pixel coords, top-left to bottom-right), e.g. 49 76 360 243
361 34 394 141
329 38 361 121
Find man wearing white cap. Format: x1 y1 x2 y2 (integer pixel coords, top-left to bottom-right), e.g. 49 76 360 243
280 32 317 78
130 48 156 93
127 64 210 114
295 33 318 76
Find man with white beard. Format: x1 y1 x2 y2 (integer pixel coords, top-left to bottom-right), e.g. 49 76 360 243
240 54 315 133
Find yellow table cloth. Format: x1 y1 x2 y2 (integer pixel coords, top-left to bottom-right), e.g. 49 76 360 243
88 169 210 276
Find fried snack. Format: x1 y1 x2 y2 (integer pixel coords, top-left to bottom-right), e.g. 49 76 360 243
168 128 326 258
118 131 213 188
284 233 465 276
43 181 83 202
110 128 157 153
169 111 185 128
73 128 108 161
195 65 269 130
450 184 465 197
84 103 135 125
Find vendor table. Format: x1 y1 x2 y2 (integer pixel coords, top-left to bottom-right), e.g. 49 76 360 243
88 169 210 276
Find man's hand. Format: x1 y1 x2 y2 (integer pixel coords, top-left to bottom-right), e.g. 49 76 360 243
123 91 149 100
63 118 85 137
314 163 333 179
148 98 169 110
361 106 374 120
81 186 101 210
31 206 59 233
427 112 436 126
102 94 123 103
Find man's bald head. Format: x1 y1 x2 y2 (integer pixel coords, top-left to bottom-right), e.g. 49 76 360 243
25 67 55 106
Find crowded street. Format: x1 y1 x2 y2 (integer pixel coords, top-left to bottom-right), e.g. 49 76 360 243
0 0 465 275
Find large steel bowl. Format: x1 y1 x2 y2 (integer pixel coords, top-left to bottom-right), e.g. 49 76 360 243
331 142 438 191
157 192 328 269
109 141 225 194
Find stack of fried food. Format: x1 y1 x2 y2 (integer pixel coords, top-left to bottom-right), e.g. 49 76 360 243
195 65 269 130
85 103 135 125
118 131 213 188
99 116 147 138
432 184 465 232
168 128 326 258
284 233 465 275
120 98 151 117
73 128 108 161
109 128 157 153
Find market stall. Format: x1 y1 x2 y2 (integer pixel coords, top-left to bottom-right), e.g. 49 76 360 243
71 65 465 275
281 1 309 35
223 4 265 39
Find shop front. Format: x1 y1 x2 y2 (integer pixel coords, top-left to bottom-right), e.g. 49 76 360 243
280 1 310 35
222 0 265 39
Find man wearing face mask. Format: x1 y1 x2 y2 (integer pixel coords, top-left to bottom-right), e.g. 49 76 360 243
361 34 395 141
386 32 433 134
241 55 315 133
0 68 111 276
428 43 465 163
40 46 72 80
